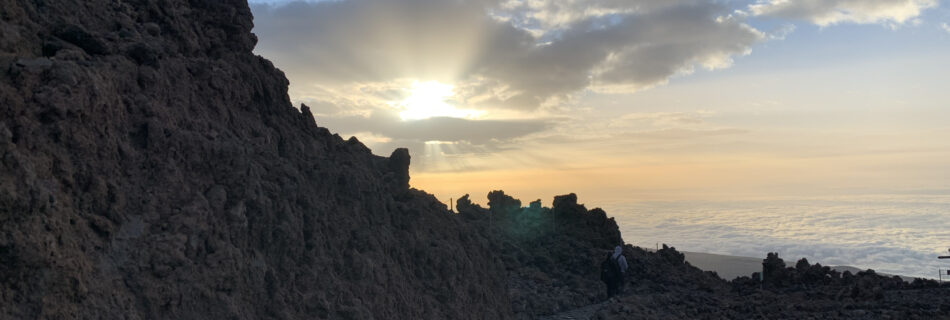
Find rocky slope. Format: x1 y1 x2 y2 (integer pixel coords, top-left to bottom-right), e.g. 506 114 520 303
4 1 949 319
455 191 624 318
1 1 512 318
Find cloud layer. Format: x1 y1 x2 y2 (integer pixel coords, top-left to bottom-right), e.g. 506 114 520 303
749 0 938 26
251 0 764 111
326 110 550 144
606 196 950 279
249 0 946 177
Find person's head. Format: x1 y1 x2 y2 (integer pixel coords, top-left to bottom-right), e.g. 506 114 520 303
613 245 622 256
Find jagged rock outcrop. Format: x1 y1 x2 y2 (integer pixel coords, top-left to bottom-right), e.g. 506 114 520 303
594 251 950 319
1 1 510 318
457 191 623 318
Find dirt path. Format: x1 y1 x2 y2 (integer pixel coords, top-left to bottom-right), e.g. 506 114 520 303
537 302 605 320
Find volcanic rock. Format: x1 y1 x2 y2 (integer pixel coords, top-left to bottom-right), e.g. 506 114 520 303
0 1 510 318
4 1 949 319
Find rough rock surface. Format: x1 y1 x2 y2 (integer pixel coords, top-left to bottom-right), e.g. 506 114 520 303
456 191 624 318
0 1 510 318
4 1 950 319
593 250 950 319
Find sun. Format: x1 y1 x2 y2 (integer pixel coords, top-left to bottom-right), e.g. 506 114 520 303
397 81 480 121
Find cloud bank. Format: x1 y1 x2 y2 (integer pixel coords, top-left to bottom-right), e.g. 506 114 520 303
248 0 945 175
607 196 950 279
251 0 764 111
326 110 550 144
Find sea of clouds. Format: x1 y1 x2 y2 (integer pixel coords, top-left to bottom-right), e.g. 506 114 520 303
602 195 950 279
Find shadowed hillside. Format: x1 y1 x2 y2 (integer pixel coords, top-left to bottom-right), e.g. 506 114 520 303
455 192 624 317
592 251 950 319
0 1 512 318
0 1 640 319
3 1 949 319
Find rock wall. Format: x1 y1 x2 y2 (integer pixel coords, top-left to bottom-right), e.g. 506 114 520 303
0 1 511 318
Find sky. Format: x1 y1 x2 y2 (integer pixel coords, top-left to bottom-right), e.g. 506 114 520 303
246 0 950 206
245 0 950 276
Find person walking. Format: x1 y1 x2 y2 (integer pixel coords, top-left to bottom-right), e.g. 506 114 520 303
600 252 621 299
613 246 628 293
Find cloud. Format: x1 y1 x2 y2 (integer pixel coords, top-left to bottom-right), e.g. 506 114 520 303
608 111 711 128
360 138 510 173
310 104 553 172
251 0 764 111
607 196 950 279
767 23 797 40
749 0 939 27
326 109 550 144
491 0 664 33
942 22 950 33
249 0 765 171
604 111 747 141
619 128 749 141
518 110 749 159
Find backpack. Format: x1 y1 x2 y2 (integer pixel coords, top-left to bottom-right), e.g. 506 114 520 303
601 256 621 283
615 255 626 275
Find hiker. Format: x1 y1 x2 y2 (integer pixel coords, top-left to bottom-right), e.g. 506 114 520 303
613 246 628 293
600 252 621 299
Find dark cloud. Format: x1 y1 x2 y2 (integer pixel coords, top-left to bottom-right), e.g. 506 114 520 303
319 108 550 144
251 0 764 110
310 106 548 172
363 137 509 172
478 2 763 98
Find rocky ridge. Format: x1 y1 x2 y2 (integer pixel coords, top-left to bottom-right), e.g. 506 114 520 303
1 1 512 318
2 1 949 319
0 1 633 319
455 191 624 318
592 250 950 319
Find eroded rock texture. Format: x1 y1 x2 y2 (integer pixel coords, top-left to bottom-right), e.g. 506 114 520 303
8 1 945 319
594 250 950 319
0 1 510 318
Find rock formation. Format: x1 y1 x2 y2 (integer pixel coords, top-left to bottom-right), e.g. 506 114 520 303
456 191 624 318
1 1 510 318
3 1 949 319
594 251 950 319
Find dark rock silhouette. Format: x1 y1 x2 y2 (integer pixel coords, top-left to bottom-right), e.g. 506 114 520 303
0 1 509 318
387 148 411 189
456 191 623 317
595 251 950 319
